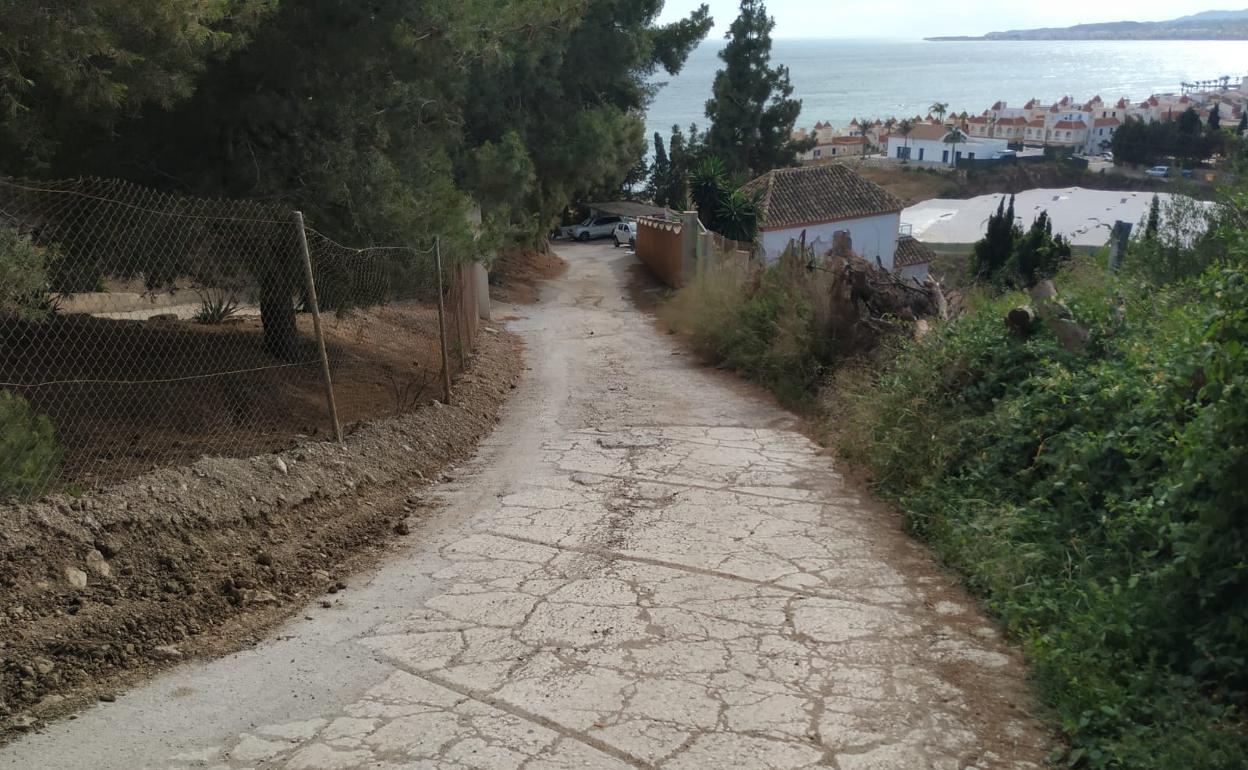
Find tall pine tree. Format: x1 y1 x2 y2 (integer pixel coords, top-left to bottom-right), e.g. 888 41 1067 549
704 0 812 177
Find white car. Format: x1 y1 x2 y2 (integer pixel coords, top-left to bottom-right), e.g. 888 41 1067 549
1145 165 1170 178
612 220 637 248
563 215 622 241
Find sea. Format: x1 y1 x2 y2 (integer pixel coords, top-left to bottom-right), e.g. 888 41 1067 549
645 38 1248 144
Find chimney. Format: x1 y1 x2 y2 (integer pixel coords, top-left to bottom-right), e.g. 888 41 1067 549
832 230 853 257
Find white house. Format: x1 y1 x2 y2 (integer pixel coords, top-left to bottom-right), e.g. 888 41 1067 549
741 164 935 274
886 123 1008 166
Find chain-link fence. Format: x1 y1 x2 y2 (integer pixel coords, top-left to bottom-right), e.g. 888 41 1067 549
0 177 482 500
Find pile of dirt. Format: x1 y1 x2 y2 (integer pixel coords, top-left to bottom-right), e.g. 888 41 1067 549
0 325 522 739
489 248 567 304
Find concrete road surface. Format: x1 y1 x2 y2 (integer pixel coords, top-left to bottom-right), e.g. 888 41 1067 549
1 241 1049 769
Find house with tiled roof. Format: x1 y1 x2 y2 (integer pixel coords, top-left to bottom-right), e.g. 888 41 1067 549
885 122 1008 166
894 235 936 282
741 164 909 267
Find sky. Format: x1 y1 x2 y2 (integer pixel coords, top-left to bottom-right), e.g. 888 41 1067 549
656 1 1237 39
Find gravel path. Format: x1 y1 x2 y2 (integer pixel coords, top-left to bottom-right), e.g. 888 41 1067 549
0 242 1049 769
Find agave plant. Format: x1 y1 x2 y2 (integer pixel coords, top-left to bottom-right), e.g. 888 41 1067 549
193 288 241 324
715 188 763 243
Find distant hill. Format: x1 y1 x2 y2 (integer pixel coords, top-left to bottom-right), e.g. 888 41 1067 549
928 9 1248 40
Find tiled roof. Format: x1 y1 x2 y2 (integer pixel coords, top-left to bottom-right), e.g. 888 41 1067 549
1093 117 1120 127
831 135 866 144
905 123 952 140
894 236 935 268
741 164 903 231
1053 120 1087 129
1027 119 1046 128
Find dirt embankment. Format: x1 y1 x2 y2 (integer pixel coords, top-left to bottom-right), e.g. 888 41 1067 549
857 161 1196 206
0 325 522 740
489 248 568 305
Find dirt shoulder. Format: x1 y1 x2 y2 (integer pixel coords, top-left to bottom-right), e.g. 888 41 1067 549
0 325 522 740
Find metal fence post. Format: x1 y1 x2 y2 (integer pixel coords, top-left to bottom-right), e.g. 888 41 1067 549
434 236 453 406
293 210 343 443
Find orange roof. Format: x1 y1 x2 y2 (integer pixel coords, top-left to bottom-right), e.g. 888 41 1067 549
1027 119 1046 128
1116 97 1129 108
1053 120 1087 130
1093 117 1120 127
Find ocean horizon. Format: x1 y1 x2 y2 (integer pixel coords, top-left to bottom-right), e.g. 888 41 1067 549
645 38 1248 147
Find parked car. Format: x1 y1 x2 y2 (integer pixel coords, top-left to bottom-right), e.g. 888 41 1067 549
1180 168 1194 179
991 150 1017 160
612 220 637 249
1145 165 1170 178
562 215 622 241
1102 151 1114 161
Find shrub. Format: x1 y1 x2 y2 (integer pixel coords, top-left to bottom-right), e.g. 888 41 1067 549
663 260 821 406
0 226 55 319
0 390 61 500
834 260 1248 768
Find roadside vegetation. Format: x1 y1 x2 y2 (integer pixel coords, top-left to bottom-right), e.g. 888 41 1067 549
664 184 1248 766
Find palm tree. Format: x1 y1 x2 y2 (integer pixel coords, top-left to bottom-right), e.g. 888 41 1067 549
897 118 915 161
987 114 998 138
930 102 949 124
942 125 965 167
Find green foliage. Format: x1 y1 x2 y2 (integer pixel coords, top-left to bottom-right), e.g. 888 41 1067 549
969 199 1071 288
835 257 1248 768
1011 212 1073 286
704 0 812 176
0 0 276 175
0 226 55 320
1125 193 1227 285
969 196 1020 281
688 156 761 241
652 124 703 210
0 390 61 500
1112 111 1218 166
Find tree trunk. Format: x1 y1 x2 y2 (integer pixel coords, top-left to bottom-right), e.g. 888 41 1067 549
259 267 300 361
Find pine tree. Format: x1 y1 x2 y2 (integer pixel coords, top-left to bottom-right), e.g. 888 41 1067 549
1209 103 1221 131
704 0 812 176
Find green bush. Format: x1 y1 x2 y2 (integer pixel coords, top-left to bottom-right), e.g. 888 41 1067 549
0 226 54 319
0 390 61 500
835 260 1248 768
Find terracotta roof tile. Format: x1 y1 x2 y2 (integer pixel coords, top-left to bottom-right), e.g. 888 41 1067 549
894 236 935 268
741 165 903 231
1093 117 1120 127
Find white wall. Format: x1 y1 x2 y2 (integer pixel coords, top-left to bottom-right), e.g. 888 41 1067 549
760 211 901 269
887 136 1009 165
897 262 930 283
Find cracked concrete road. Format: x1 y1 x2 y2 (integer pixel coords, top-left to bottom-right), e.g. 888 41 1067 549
1 242 1050 769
